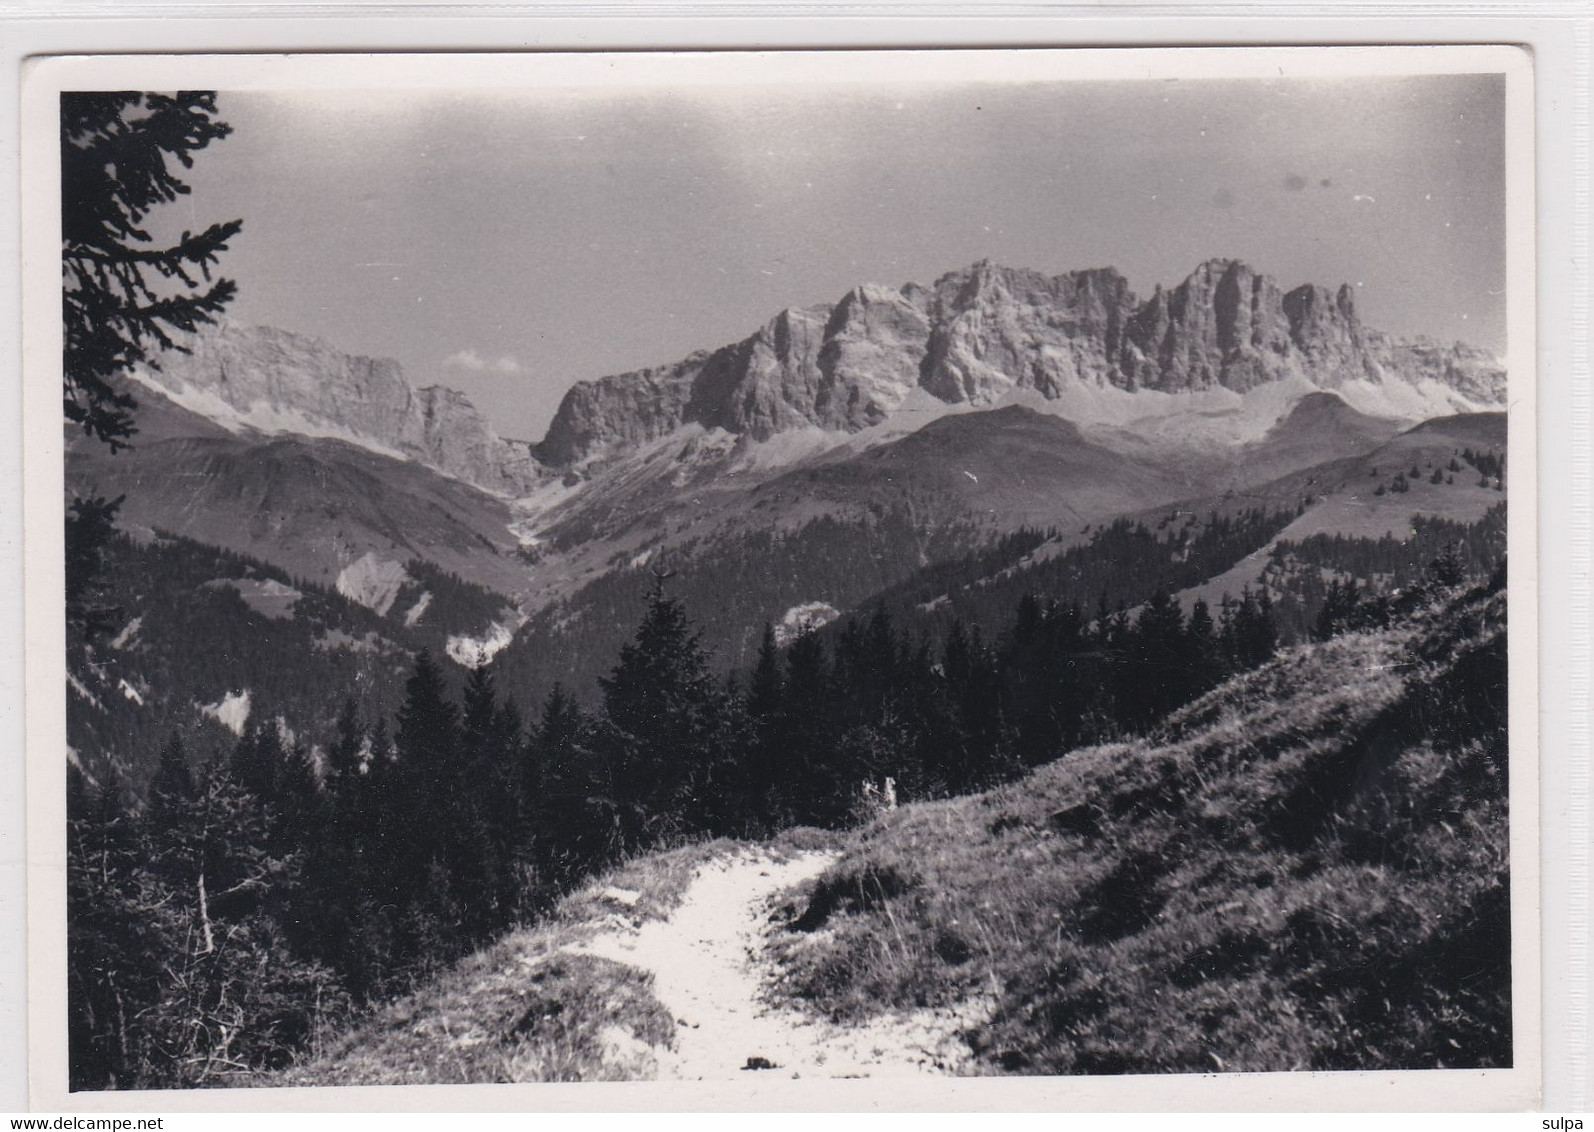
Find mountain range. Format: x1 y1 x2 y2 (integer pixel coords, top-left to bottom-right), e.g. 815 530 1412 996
66 255 1509 787
88 257 1502 614
132 257 1502 491
538 258 1501 468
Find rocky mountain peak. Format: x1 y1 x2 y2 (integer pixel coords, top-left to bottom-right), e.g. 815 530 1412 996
142 259 1507 487
136 322 545 495
540 257 1505 468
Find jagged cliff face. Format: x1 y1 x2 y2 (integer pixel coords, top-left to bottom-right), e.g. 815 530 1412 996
141 259 1506 486
536 286 936 466
136 323 544 495
541 258 1506 466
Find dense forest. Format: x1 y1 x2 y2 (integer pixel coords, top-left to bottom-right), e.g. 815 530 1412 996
493 505 997 700
65 498 1501 1088
1259 503 1507 640
491 501 1308 709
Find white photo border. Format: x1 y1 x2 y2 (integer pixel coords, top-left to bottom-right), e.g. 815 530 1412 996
14 40 1549 1113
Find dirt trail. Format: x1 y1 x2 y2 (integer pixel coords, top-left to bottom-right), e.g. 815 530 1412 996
573 850 981 1080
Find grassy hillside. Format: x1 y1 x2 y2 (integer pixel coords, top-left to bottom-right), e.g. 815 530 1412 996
67 381 531 600
272 578 1509 1085
766 578 1509 1074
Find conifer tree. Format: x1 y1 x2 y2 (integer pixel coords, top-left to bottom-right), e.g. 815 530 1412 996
940 620 1006 791
1187 597 1225 696
1230 586 1279 668
65 495 126 642
149 733 194 816
326 697 364 793
456 664 527 931
741 623 785 827
1124 588 1188 729
274 739 322 854
62 92 242 450
599 575 726 848
747 623 783 725
390 649 462 934
230 720 284 801
778 627 836 825
395 649 459 795
1312 578 1362 641
1427 543 1468 588
68 775 165 1089
532 684 602 882
140 763 345 1085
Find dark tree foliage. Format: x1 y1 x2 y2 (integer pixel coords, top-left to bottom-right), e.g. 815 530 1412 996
65 529 435 801
148 732 194 816
531 684 607 883
65 495 126 642
491 506 999 710
1312 577 1363 641
68 493 1508 1088
1262 504 1506 640
68 761 346 1090
61 91 241 450
390 560 513 655
598 575 735 848
740 624 787 828
1460 446 1505 481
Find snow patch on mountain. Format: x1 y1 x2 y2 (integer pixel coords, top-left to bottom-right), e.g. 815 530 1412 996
200 689 252 736
446 618 521 668
992 372 1327 454
774 601 841 646
402 591 432 628
313 628 387 654
205 576 303 620
722 425 849 474
66 744 98 787
336 553 411 616
67 672 102 710
127 367 412 461
109 616 142 650
1332 375 1492 422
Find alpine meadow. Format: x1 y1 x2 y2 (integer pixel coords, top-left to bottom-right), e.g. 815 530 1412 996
57 69 1518 1093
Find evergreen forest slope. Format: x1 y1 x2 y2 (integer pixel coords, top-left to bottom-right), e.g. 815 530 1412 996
276 575 1509 1083
767 578 1509 1075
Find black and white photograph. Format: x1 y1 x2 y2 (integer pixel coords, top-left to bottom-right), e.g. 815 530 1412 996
26 46 1537 1107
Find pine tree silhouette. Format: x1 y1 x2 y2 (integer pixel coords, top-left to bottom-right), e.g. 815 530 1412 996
741 623 785 827
148 733 194 817
599 574 726 848
61 92 242 450
65 495 126 641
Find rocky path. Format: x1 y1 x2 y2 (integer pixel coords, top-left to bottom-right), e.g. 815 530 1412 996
573 850 980 1080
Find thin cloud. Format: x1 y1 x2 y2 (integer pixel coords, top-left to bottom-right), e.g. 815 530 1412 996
443 348 487 371
443 349 524 375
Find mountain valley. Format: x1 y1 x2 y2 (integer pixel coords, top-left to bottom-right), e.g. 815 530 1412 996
65 256 1514 790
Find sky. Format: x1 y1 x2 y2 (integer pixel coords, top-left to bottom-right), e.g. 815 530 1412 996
166 70 1506 442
